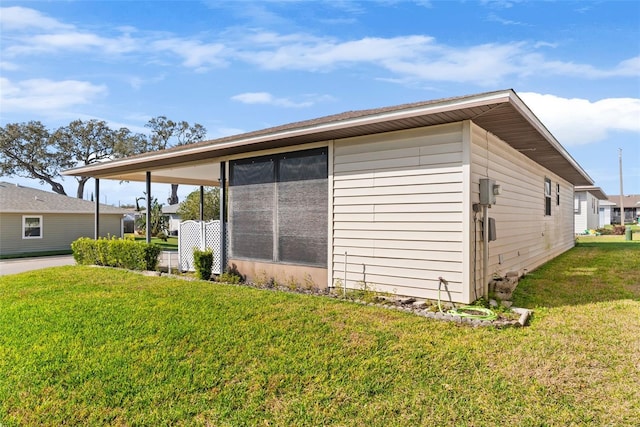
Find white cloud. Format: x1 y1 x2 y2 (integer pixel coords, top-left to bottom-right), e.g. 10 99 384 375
0 77 107 112
231 92 314 108
238 35 435 72
2 7 638 88
234 31 638 85
151 38 227 71
520 92 640 146
0 61 19 71
6 31 139 57
0 6 73 31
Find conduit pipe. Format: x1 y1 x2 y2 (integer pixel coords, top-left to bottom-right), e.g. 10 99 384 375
483 204 490 299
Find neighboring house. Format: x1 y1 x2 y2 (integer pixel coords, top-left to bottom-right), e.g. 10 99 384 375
599 200 615 228
606 194 640 224
0 182 127 256
64 89 594 303
163 204 181 235
574 186 607 233
136 203 182 235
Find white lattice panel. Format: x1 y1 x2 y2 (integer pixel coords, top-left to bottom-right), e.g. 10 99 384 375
179 220 228 274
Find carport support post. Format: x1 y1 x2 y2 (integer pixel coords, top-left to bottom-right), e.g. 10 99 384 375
199 186 204 221
94 178 100 239
219 162 227 273
146 171 151 244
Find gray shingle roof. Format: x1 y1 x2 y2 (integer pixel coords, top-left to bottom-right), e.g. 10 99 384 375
0 181 129 214
606 194 640 208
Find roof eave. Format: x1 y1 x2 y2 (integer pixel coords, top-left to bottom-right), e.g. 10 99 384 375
62 89 593 187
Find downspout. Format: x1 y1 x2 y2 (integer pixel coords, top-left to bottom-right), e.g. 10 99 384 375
94 178 100 239
146 171 151 244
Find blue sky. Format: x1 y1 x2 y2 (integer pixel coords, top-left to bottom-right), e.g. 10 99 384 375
1 0 639 206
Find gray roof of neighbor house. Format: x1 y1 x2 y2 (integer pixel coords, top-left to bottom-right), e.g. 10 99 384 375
63 89 594 187
606 194 640 208
574 186 608 200
0 181 129 214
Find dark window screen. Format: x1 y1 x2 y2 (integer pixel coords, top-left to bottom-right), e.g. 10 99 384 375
229 148 327 267
278 150 327 265
230 157 274 261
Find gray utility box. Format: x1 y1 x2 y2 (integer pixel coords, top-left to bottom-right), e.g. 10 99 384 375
480 178 500 205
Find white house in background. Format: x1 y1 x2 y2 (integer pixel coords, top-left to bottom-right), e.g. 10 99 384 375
0 181 127 256
574 186 608 233
63 89 594 303
136 203 182 235
162 204 182 235
599 200 615 228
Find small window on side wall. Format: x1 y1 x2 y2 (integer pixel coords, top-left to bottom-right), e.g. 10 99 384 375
544 178 551 216
23 215 43 239
556 183 560 206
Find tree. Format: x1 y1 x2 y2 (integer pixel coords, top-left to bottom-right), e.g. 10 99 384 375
135 197 167 236
177 187 220 221
0 121 69 195
145 116 207 204
0 120 146 198
53 119 147 199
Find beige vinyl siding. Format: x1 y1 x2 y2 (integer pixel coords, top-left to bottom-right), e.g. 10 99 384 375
332 123 466 301
0 213 122 255
469 122 574 293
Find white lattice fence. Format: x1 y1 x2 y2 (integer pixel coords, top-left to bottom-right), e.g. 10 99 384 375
178 220 226 274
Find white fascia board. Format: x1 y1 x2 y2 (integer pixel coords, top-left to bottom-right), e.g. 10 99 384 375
64 91 514 178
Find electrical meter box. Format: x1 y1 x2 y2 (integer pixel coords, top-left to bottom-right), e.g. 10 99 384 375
479 178 500 205
482 217 497 242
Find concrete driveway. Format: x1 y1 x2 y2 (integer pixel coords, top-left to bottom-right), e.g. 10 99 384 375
0 255 76 276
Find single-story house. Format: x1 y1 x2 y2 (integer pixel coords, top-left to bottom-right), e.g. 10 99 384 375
63 89 593 303
163 204 182 235
598 200 616 228
574 186 607 233
0 181 127 256
135 203 182 235
606 194 640 224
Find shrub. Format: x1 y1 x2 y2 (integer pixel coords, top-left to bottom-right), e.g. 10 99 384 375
613 225 626 235
143 244 162 271
193 248 214 281
155 231 168 242
596 227 615 235
218 272 242 284
218 263 245 284
71 236 161 271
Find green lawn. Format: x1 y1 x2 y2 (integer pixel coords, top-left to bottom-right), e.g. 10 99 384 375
128 234 178 250
1 241 639 426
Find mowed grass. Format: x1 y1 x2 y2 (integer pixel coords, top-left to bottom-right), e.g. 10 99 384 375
1 241 639 426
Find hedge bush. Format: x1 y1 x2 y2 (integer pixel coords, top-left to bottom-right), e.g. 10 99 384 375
193 248 214 280
71 237 161 271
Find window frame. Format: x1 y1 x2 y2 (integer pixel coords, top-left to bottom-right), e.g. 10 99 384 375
229 147 328 267
544 178 552 216
22 215 43 239
556 183 560 206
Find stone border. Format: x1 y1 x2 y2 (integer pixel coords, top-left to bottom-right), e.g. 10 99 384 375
344 297 531 328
